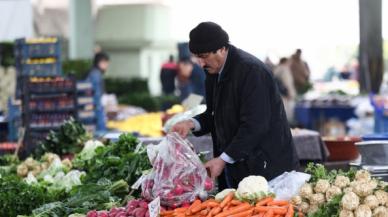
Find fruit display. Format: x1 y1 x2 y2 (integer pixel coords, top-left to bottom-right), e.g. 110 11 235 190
107 112 164 137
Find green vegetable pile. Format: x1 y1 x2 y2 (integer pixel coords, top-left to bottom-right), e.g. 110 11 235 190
0 175 61 217
34 118 91 158
305 163 356 183
31 178 129 216
79 133 151 190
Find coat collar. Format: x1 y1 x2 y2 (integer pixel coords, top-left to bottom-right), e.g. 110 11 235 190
217 45 236 83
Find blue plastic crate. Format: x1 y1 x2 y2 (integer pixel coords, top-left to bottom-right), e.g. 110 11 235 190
14 38 61 59
362 133 388 141
7 98 21 142
374 109 388 133
16 61 62 76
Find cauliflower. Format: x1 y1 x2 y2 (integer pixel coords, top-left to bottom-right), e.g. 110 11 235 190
236 176 268 200
335 175 351 188
344 187 353 194
24 157 39 169
314 179 330 193
363 195 379 209
290 195 302 206
299 183 313 198
61 159 72 169
17 164 29 177
326 186 342 201
41 153 60 164
309 193 325 205
374 190 388 206
215 188 236 201
341 192 360 211
355 170 371 181
339 210 354 217
352 180 376 197
354 204 372 217
31 165 42 176
373 206 388 217
299 201 310 213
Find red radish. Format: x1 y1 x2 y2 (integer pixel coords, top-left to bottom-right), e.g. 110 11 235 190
139 201 148 209
181 202 191 208
204 178 214 191
97 212 108 217
145 211 150 217
86 211 98 217
173 185 185 195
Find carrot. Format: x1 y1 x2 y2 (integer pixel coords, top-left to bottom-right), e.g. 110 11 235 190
257 213 265 217
297 211 304 217
210 206 222 216
200 209 209 216
256 197 274 207
267 200 289 207
161 211 174 216
220 192 234 208
192 202 205 213
175 207 188 213
255 206 287 215
214 203 251 217
228 208 254 217
207 201 221 208
251 215 262 217
186 200 202 215
231 200 242 206
263 209 274 217
285 205 294 217
222 204 231 212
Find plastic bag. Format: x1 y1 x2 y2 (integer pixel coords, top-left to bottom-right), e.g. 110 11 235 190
142 133 212 207
268 171 311 200
163 105 206 133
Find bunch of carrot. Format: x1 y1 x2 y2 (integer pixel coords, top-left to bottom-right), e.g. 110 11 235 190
160 192 303 217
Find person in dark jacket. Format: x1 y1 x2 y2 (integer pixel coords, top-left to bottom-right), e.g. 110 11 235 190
160 55 178 95
171 22 299 189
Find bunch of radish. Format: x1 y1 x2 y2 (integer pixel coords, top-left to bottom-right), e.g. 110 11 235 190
141 134 214 208
86 199 167 217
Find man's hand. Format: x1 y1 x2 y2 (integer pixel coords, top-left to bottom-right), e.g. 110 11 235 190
171 120 195 138
204 157 226 179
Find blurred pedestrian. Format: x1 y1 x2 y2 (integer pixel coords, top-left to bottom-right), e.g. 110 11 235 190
87 51 110 131
273 57 296 122
160 54 178 95
289 49 310 94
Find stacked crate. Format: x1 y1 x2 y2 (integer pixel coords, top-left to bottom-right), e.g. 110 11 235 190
14 38 78 156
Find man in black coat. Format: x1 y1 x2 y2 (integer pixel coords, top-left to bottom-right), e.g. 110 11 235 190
172 22 299 189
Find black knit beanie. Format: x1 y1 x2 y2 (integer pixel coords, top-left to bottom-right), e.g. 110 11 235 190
189 22 229 54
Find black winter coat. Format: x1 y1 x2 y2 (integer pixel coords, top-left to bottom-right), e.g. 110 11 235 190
193 45 299 189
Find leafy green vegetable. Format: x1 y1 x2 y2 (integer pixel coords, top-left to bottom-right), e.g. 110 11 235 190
31 179 128 216
0 175 60 217
0 154 19 166
308 194 343 217
34 118 91 158
79 133 151 196
305 163 356 183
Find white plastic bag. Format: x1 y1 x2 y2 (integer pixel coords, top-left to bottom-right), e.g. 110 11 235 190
163 105 206 133
142 133 213 207
268 171 311 200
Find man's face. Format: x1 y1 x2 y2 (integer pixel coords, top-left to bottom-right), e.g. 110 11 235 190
194 48 227 74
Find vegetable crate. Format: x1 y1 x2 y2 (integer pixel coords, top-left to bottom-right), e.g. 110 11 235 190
16 61 62 76
20 76 78 158
370 94 388 133
374 109 388 133
7 97 21 142
14 38 61 59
